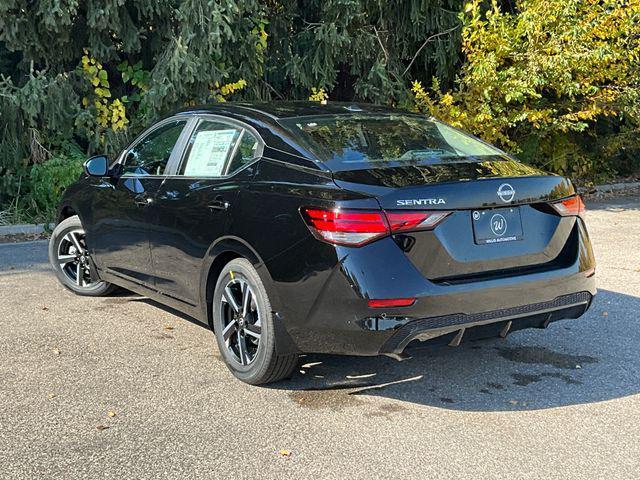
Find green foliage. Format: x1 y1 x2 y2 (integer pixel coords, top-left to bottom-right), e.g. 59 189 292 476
0 0 463 220
0 0 638 221
28 152 85 220
413 0 640 180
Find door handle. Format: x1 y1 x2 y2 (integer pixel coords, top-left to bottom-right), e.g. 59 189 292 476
208 197 230 211
134 195 153 207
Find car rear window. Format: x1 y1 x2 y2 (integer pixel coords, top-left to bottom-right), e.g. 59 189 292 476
281 114 506 171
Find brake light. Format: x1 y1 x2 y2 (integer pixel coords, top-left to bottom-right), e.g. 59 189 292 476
300 207 450 247
300 208 389 246
368 298 416 308
385 211 451 232
551 195 586 218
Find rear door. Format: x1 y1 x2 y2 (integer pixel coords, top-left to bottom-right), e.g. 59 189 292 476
148 116 262 305
89 118 189 285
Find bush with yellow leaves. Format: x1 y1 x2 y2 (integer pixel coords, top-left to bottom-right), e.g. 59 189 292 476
413 0 640 180
81 52 128 136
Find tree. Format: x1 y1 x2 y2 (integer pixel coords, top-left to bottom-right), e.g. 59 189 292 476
0 0 463 216
413 0 640 179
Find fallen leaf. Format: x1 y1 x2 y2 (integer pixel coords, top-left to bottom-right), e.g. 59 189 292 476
47 393 57 399
279 449 291 457
602 311 609 317
96 425 109 431
163 325 174 331
107 410 116 418
41 306 49 311
52 348 61 355
508 400 518 405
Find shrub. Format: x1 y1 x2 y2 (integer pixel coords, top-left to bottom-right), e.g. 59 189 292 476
28 153 84 221
413 0 640 181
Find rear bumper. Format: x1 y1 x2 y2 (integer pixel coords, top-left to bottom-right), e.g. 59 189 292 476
378 291 592 355
281 266 595 355
267 219 596 356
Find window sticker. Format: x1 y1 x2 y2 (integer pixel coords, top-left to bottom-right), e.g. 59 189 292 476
184 129 237 176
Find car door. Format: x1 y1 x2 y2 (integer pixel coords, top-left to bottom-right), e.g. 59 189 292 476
147 116 263 305
88 117 190 286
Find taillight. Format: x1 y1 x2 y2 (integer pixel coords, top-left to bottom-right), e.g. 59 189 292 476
300 207 450 247
385 211 451 232
300 208 389 246
550 195 586 218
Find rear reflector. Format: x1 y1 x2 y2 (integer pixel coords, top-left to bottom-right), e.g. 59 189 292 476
300 207 450 246
550 195 586 218
368 298 416 308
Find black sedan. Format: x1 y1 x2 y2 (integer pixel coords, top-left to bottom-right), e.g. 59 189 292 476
49 102 596 384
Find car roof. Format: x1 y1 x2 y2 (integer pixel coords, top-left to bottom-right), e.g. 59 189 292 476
171 101 421 172
176 101 413 121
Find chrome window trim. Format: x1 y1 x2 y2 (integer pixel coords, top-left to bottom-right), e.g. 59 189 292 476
166 113 265 180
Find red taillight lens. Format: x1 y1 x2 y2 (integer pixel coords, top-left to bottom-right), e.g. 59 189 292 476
301 207 450 247
385 211 451 233
300 208 389 246
368 298 416 308
551 195 586 218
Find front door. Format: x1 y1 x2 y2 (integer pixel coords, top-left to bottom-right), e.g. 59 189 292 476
88 118 189 286
148 117 261 305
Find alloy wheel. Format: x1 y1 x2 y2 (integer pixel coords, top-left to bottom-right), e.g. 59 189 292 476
56 228 98 288
219 277 262 366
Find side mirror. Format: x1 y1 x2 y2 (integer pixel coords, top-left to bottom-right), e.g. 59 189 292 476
83 155 109 177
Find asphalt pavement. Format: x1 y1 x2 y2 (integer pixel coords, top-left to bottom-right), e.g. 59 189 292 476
1 197 639 479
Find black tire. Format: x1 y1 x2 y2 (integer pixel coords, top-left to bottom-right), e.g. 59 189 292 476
48 215 116 296
212 258 298 385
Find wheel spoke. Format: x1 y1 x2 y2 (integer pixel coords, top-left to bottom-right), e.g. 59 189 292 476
244 323 261 340
76 263 83 286
237 331 247 365
68 231 84 252
222 321 238 343
241 283 251 318
58 254 76 266
223 286 240 313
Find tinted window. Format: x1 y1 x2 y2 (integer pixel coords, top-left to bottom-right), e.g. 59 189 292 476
227 130 259 173
180 120 259 177
281 115 506 171
124 120 186 175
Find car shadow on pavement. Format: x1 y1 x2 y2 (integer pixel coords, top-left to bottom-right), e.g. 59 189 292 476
279 289 640 412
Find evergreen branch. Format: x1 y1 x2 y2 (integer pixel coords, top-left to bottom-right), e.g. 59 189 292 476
402 24 461 77
373 27 389 65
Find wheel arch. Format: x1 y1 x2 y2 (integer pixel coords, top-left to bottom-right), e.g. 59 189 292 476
199 236 282 330
57 204 78 224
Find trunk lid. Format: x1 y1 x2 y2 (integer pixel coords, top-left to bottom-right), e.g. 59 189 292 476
333 160 579 283
332 160 575 210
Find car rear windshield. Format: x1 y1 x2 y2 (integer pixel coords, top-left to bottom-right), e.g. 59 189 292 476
281 114 506 171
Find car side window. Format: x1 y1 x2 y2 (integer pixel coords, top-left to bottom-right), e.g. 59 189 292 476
227 129 260 174
179 120 260 177
123 120 187 176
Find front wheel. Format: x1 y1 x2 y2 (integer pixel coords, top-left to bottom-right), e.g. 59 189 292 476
212 258 298 385
48 215 115 296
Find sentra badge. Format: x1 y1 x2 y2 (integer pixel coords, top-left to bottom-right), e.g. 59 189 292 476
396 198 446 206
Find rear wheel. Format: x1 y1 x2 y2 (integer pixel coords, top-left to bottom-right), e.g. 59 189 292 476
212 258 298 385
48 215 116 296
